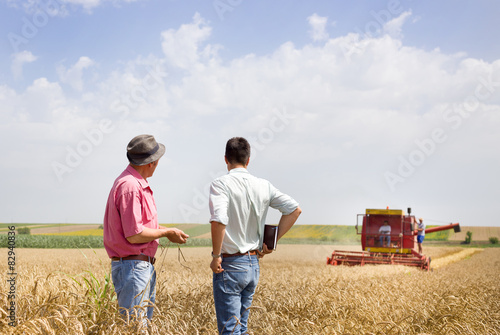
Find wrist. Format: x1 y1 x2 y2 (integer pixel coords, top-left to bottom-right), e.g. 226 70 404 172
211 251 221 258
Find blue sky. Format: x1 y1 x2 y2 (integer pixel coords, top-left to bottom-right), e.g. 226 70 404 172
1 0 499 227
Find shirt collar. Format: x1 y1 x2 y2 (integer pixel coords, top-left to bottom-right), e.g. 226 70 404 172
228 167 249 174
126 165 150 189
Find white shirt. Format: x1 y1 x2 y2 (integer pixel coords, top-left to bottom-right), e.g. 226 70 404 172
417 221 426 236
379 225 391 235
209 168 299 254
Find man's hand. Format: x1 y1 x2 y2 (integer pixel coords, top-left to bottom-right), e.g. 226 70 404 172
127 226 188 244
210 221 225 272
257 243 273 258
164 228 189 244
210 257 224 273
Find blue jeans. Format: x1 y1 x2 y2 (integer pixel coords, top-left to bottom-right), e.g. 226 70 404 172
111 259 156 321
380 235 391 246
213 254 260 335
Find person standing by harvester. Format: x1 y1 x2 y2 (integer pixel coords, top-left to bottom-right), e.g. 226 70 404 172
103 134 189 321
209 137 302 335
416 217 426 254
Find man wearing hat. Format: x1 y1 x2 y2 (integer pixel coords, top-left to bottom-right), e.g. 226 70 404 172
103 134 189 320
416 217 426 254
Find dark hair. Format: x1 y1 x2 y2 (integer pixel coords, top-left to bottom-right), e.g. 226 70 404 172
225 137 250 165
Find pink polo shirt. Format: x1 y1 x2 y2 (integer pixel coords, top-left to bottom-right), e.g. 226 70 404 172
103 165 159 258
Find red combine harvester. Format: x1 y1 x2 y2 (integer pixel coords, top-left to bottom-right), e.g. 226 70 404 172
327 208 460 270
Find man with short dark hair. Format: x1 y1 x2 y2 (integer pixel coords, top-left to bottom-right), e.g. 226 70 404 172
209 137 302 335
104 134 189 321
379 220 391 247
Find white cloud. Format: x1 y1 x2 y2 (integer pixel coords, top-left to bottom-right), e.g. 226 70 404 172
161 12 218 70
23 78 68 122
307 13 329 41
383 10 412 38
0 85 19 123
57 56 95 91
0 76 95 125
11 50 37 80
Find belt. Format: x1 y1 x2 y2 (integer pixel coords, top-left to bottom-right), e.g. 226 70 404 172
111 255 156 265
222 250 257 257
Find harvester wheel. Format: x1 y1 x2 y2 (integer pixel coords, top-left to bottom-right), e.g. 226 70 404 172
423 257 431 271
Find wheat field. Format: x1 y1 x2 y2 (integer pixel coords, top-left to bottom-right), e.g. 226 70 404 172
1 244 499 334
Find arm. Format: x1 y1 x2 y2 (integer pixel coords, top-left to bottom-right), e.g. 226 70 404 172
277 207 302 240
118 190 188 245
208 180 229 273
127 226 189 244
259 206 302 257
210 221 226 273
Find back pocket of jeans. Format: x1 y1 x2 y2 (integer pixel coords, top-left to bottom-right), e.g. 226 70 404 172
222 263 248 294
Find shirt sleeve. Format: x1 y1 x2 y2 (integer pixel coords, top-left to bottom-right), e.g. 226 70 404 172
117 191 144 238
209 179 229 225
269 183 299 215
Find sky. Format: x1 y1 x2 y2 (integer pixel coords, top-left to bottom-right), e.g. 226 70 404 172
0 0 499 227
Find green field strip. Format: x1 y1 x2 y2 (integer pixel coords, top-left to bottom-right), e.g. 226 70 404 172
424 226 451 241
158 224 211 238
284 225 360 242
180 224 211 238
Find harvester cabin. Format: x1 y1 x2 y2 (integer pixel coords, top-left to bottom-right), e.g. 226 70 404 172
361 209 415 253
